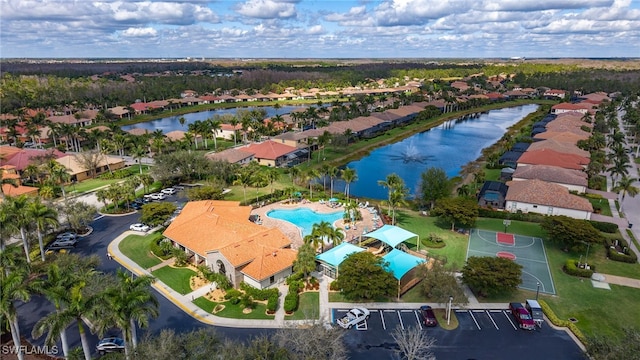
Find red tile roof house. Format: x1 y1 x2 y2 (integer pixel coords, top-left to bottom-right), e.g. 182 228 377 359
512 165 588 194
205 148 254 166
505 179 593 220
533 130 590 143
551 102 594 115
517 149 589 171
527 139 590 159
241 140 299 167
163 200 297 289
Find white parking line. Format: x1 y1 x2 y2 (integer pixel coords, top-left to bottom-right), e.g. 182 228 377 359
414 311 423 330
486 310 499 330
397 311 405 330
93 214 105 221
469 310 481 330
379 310 387 330
503 310 518 330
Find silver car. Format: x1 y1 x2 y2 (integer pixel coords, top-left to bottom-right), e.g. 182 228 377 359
96 337 125 355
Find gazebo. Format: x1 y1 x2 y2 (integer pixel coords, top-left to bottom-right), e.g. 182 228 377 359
383 249 426 298
364 224 421 251
316 242 365 278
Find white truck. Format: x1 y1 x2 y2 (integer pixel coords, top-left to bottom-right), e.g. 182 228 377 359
337 307 370 329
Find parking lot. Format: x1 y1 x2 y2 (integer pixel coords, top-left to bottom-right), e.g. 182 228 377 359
334 307 585 360
333 307 529 332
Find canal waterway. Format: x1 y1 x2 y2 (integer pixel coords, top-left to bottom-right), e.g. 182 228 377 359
344 104 540 200
121 105 309 133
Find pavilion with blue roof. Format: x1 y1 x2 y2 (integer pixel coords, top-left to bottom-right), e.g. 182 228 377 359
316 242 365 278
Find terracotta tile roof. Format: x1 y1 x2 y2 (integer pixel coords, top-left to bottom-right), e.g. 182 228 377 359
240 247 298 281
205 148 254 164
55 154 124 176
518 149 589 170
242 140 297 160
527 139 590 158
163 200 263 255
506 179 593 212
2 183 38 197
533 131 589 143
552 102 595 111
0 146 66 171
217 227 291 267
127 128 151 136
513 165 587 187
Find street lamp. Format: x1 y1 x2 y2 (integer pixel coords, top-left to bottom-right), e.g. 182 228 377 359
447 295 453 325
536 282 540 300
584 242 591 269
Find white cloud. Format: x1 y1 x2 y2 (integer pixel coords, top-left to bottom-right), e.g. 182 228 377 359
235 0 298 19
121 27 158 37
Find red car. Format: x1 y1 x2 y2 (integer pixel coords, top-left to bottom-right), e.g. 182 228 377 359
509 302 536 330
419 305 438 327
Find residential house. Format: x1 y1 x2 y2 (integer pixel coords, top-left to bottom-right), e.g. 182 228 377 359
517 149 589 170
551 103 593 115
0 146 66 172
533 131 590 143
163 200 297 289
543 89 567 99
205 148 254 166
241 140 300 167
55 153 125 182
505 179 593 220
0 165 38 199
477 181 509 209
512 165 588 193
218 123 243 141
527 139 590 159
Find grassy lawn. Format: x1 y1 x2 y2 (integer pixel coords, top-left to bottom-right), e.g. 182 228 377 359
396 210 469 269
152 266 197 295
193 297 274 319
118 233 163 269
65 178 122 194
586 197 612 217
288 291 320 320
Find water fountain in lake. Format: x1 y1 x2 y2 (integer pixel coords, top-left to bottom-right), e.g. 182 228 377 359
388 142 434 164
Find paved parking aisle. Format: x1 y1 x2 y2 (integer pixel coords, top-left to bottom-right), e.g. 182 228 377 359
398 309 423 330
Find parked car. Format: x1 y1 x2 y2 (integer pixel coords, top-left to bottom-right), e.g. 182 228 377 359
419 305 438 327
48 238 78 249
131 202 143 210
96 337 125 355
337 307 370 329
161 187 176 195
174 185 185 191
129 223 150 232
509 302 536 330
56 232 78 241
150 193 166 200
525 299 544 327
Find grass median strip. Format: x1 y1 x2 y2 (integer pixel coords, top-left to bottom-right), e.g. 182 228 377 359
193 297 273 320
287 292 320 320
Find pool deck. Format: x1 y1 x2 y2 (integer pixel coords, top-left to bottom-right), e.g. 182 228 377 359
251 200 381 249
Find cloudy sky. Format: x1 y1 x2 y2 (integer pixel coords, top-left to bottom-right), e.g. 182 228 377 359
1 0 639 59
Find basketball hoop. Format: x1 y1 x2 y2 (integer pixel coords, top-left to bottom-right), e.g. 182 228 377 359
503 219 511 233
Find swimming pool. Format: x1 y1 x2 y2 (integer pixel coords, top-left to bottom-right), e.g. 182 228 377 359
267 208 343 237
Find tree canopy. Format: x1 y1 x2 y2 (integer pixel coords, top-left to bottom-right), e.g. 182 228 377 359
461 256 522 297
418 167 452 210
418 261 468 307
541 215 602 251
334 251 397 300
140 202 177 227
431 197 479 231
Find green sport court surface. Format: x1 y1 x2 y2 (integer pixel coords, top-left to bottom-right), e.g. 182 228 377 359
467 229 556 295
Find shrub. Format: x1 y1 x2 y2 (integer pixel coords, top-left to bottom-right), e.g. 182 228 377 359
171 248 189 267
240 282 278 301
266 294 278 313
589 221 618 233
240 293 255 309
477 208 546 223
563 259 595 278
286 271 304 285
150 238 173 260
538 299 588 345
288 280 303 294
329 281 340 291
604 237 638 263
224 288 242 300
283 292 299 313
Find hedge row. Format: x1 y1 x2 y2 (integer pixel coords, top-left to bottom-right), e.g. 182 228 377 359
603 237 638 263
589 221 618 234
240 282 278 301
563 260 595 278
477 208 546 223
284 292 299 313
538 299 587 345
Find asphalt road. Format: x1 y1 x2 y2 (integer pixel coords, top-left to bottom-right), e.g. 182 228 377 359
16 192 586 359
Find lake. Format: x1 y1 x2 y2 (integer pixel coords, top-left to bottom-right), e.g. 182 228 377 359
344 104 539 200
121 105 309 133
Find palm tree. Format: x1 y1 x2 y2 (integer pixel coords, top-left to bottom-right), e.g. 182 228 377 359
27 198 59 261
102 269 158 356
325 226 345 249
0 246 37 360
305 168 319 200
178 116 186 128
209 119 222 150
378 173 403 216
3 195 32 263
131 145 147 174
327 166 338 198
319 164 329 192
386 188 408 225
607 157 630 181
341 167 357 201
613 175 639 201
48 161 71 199
229 117 240 146
289 166 301 185
62 281 103 360
265 167 280 195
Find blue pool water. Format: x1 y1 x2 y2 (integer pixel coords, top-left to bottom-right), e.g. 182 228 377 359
267 208 343 237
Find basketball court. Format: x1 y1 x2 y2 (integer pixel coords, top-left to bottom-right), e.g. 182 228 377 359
467 229 556 295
